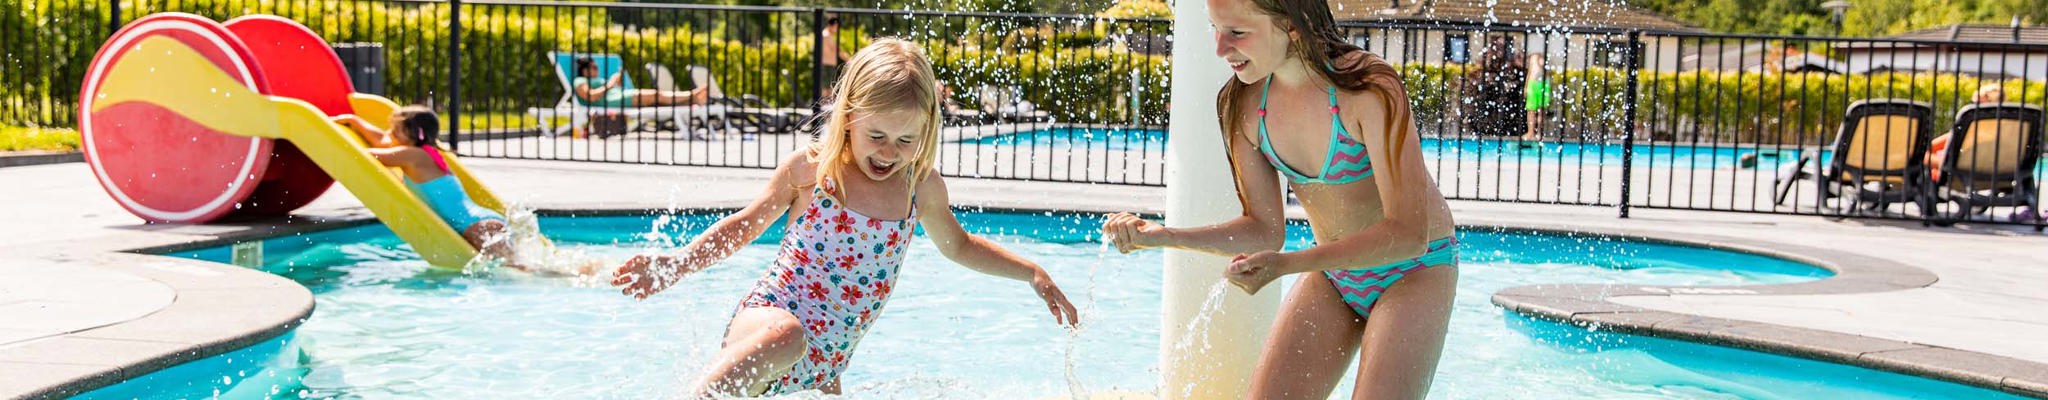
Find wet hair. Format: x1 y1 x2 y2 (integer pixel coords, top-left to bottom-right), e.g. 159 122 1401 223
574 56 596 76
1214 0 1419 205
1976 83 2006 103
826 16 841 26
808 38 940 199
392 105 449 172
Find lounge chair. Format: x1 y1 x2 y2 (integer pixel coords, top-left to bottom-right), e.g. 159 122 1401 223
978 85 1052 123
646 62 811 134
526 52 731 138
940 81 988 126
1923 103 2045 228
1812 99 1939 217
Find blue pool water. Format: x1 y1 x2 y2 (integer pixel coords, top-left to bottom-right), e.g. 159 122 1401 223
84 211 2022 399
964 128 2048 175
959 128 1819 168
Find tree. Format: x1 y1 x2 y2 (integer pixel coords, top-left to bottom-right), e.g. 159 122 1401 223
1631 0 2040 36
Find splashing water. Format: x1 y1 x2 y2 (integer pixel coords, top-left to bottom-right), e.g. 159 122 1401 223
1060 231 1117 399
1171 280 1233 400
465 205 611 281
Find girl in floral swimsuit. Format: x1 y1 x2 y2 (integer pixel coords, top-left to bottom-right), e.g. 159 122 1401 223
610 39 1079 397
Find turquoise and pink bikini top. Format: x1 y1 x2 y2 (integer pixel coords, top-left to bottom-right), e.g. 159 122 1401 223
1257 75 1374 185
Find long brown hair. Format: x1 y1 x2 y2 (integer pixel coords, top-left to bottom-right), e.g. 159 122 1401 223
1214 0 1416 204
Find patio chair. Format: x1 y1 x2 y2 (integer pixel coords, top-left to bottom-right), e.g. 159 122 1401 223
1811 99 1939 217
526 52 731 138
647 63 812 134
1923 103 2045 228
978 85 1052 123
940 81 988 126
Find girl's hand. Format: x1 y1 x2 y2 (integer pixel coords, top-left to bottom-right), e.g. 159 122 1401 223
1100 213 1166 254
611 254 691 299
1225 251 1287 295
1031 272 1080 328
329 115 360 127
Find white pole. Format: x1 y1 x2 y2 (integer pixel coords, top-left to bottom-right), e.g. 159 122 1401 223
1160 0 1280 398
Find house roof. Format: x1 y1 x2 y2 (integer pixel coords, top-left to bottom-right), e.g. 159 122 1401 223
1835 24 2048 51
1329 0 1699 32
1680 43 1848 73
1888 24 2048 45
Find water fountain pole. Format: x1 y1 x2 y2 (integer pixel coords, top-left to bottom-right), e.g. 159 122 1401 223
1160 0 1281 398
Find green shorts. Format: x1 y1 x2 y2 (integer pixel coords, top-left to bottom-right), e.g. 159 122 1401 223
1526 79 1551 110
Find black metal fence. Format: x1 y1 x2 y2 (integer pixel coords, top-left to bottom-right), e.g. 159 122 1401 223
8 0 2046 227
1342 22 2046 228
7 0 1172 185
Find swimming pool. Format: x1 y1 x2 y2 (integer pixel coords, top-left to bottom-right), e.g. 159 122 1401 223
86 211 2023 399
963 128 2048 175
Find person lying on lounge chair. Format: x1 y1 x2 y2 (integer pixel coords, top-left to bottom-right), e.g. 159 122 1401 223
573 55 710 108
1924 84 2005 180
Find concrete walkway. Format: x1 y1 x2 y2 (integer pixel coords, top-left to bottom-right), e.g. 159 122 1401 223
2 158 2045 397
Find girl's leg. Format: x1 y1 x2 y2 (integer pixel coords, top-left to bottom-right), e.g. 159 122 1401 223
463 220 531 271
629 89 708 106
821 377 842 395
692 307 809 397
1245 272 1366 400
1349 265 1457 400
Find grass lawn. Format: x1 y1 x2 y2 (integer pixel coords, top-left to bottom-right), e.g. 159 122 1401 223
0 111 535 154
456 111 554 131
1 126 81 152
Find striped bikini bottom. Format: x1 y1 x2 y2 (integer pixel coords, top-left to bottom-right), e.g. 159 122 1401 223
1321 237 1459 318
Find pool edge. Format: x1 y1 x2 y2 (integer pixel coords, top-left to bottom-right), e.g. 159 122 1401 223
14 208 2044 399
1484 226 2048 399
0 252 314 399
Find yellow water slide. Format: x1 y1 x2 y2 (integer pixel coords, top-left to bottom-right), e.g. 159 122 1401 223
81 14 514 268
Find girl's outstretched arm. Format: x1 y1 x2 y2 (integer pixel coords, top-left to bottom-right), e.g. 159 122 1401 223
330 115 396 148
613 151 812 299
1102 125 1288 257
914 174 1078 327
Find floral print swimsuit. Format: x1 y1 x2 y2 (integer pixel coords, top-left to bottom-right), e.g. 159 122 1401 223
735 177 916 394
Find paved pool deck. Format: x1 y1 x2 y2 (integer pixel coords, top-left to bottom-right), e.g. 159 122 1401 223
3 158 2046 398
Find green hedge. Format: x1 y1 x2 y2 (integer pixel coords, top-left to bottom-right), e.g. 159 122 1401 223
10 0 2039 139
4 0 1169 128
0 0 113 127
1399 63 2048 145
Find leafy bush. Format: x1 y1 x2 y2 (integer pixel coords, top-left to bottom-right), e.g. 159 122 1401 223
0 125 82 151
6 0 1169 128
1096 0 1170 20
1400 62 2048 144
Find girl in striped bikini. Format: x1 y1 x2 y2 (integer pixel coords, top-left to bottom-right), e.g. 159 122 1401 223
1100 0 1458 397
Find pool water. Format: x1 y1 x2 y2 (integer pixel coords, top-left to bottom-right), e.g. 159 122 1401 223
963 128 2048 175
93 211 2023 399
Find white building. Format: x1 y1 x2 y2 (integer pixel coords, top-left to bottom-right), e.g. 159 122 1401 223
1836 24 2048 81
1328 0 1700 71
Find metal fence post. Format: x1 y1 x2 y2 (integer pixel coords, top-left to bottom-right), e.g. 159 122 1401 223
1618 30 1642 218
447 0 463 153
811 8 825 113
109 0 122 34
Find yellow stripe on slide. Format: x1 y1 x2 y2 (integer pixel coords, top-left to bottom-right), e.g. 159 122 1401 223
90 35 532 268
90 36 281 139
267 95 483 267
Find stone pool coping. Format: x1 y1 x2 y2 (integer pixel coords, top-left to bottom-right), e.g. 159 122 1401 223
7 208 2045 399
0 253 313 399
1483 225 2048 398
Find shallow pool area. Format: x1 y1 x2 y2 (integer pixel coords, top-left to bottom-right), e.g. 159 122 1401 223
959 128 2048 176
81 211 2028 399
